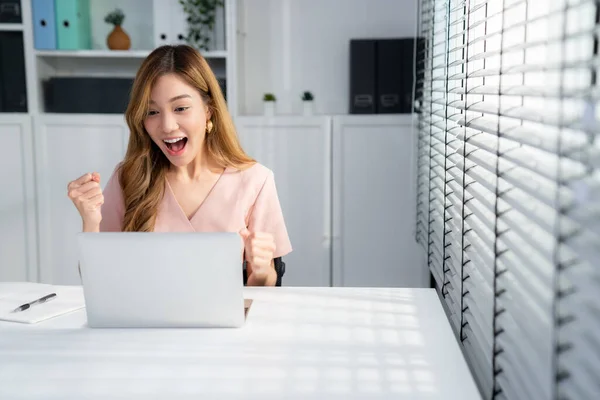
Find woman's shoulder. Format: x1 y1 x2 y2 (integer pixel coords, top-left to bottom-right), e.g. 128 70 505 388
230 162 274 186
103 161 124 187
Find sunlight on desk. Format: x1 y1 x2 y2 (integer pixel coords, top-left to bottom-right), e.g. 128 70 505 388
0 287 479 399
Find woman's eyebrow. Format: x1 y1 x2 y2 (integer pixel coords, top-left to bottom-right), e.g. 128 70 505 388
149 94 192 104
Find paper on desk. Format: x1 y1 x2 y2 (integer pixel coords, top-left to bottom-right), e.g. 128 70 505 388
0 282 85 324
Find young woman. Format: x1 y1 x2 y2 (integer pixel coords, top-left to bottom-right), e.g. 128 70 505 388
67 45 292 286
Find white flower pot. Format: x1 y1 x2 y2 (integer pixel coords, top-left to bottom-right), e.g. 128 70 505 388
263 101 275 116
302 100 314 116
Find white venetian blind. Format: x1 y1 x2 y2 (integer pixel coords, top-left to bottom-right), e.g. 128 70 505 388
414 0 600 399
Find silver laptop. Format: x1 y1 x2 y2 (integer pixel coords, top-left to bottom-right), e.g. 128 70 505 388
77 232 245 328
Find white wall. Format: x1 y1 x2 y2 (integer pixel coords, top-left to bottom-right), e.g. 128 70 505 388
240 0 418 116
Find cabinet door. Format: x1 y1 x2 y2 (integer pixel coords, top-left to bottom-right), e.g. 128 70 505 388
236 116 332 287
0 116 37 282
34 115 129 285
332 115 427 288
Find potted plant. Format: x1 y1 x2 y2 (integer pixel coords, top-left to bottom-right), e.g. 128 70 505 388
263 93 276 116
104 9 130 50
301 91 314 116
179 0 224 51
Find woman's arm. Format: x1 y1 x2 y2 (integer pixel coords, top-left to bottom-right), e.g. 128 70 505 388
244 170 292 286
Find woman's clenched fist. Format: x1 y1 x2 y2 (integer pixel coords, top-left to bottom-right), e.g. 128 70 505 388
67 172 103 232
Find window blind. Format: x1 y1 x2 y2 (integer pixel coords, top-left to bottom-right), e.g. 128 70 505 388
415 0 600 399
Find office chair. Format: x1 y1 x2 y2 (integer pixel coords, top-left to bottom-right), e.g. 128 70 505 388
242 257 286 287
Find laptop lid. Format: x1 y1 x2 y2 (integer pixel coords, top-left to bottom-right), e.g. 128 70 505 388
77 232 245 328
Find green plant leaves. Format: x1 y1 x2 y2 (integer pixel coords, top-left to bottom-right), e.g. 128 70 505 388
104 8 125 26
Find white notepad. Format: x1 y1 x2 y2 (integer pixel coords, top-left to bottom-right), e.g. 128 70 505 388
0 282 85 324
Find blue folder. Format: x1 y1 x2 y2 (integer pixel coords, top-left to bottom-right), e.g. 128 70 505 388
31 0 57 49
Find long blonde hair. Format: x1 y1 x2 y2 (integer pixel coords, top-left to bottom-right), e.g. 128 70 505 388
120 45 254 232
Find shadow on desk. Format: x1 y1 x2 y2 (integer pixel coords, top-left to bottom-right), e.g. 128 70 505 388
0 288 480 399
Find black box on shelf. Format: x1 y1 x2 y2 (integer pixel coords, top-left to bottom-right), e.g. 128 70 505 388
376 38 425 114
0 31 27 112
349 37 424 114
0 0 21 23
349 39 377 114
43 77 134 114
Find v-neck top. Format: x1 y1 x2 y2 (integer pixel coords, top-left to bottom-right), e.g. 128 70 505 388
99 162 292 259
164 168 226 223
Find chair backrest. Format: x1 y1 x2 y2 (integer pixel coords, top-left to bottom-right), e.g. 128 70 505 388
243 257 285 287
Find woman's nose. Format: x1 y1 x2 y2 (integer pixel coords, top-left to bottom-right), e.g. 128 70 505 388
160 112 178 134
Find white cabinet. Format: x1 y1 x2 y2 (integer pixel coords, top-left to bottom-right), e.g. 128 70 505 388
0 115 37 282
236 115 427 288
236 116 332 287
34 115 129 285
332 115 427 288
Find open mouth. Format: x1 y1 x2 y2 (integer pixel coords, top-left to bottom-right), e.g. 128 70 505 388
163 137 188 155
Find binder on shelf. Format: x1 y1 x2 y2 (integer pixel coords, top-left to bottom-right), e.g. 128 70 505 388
376 38 423 114
0 31 27 112
349 39 377 114
349 37 425 115
0 0 21 23
32 0 57 50
55 0 91 50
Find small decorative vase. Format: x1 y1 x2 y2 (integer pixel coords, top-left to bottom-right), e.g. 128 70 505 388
107 25 131 50
302 100 314 116
263 101 275 117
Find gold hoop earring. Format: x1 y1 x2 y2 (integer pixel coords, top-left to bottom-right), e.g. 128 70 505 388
206 120 213 133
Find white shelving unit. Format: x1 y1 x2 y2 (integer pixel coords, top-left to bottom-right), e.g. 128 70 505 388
16 0 240 116
0 23 23 31
34 49 229 59
34 49 151 58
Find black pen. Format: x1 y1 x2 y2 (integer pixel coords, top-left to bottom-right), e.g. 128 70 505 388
11 293 57 313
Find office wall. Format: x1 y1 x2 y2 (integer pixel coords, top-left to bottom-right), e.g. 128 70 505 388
240 0 418 115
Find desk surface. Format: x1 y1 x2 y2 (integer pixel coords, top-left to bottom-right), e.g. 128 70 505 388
0 286 481 399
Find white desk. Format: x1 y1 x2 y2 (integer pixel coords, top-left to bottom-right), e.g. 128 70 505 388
0 287 481 399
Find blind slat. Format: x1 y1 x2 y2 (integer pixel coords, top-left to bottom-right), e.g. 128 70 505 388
496 355 548 400
462 338 494 397
496 328 552 394
464 237 494 283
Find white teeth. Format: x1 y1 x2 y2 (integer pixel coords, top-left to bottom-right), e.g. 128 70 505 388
163 137 185 144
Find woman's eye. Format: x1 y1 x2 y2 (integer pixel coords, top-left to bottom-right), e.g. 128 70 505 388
175 107 189 112
147 110 158 116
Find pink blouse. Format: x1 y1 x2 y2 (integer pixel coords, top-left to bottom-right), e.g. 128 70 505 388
99 163 292 259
